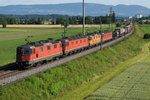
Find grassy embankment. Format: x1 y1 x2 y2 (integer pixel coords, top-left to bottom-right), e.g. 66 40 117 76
85 25 150 100
0 25 146 100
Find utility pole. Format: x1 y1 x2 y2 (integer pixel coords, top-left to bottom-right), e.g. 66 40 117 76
64 22 66 38
83 0 85 35
112 11 115 31
110 7 113 31
100 18 102 32
109 21 111 32
100 20 103 50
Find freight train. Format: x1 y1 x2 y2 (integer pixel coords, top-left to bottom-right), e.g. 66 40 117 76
16 23 133 68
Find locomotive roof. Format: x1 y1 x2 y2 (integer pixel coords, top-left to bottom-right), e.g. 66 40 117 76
18 30 114 49
87 32 100 36
19 38 61 48
87 31 112 36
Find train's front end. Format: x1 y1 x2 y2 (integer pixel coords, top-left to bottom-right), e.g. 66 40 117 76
16 45 33 67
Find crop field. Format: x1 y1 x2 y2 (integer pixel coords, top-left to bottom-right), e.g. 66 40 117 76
86 62 150 100
0 26 111 67
85 25 150 100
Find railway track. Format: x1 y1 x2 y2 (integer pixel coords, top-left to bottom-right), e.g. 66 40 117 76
0 29 134 86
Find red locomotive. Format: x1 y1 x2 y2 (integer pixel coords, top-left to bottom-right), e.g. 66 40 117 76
60 34 89 55
102 31 113 42
16 40 63 67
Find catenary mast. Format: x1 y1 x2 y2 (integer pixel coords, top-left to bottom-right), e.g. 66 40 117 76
83 0 85 35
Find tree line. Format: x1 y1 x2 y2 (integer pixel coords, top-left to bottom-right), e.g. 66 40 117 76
0 12 116 28
137 17 150 24
55 12 115 26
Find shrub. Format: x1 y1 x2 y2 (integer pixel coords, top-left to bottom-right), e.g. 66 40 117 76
144 33 150 39
116 23 122 27
144 21 150 24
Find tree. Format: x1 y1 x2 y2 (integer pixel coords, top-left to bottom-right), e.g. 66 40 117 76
78 17 83 24
62 19 69 28
10 18 17 24
138 20 144 24
25 19 28 24
69 17 74 24
112 11 116 23
85 16 93 24
144 33 150 39
72 17 79 24
103 17 111 24
56 18 69 27
116 22 122 27
37 18 43 24
2 18 7 28
51 19 56 25
29 19 36 24
93 16 102 24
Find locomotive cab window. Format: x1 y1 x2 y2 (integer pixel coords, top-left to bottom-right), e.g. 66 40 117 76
17 48 22 55
33 49 35 54
23 49 32 55
54 45 57 48
84 39 86 42
39 47 43 52
47 46 50 50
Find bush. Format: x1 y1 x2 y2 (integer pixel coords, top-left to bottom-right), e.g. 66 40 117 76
144 33 150 39
144 21 150 24
138 20 144 24
116 23 122 27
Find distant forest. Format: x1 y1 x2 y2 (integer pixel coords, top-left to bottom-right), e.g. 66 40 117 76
0 14 70 19
0 13 116 27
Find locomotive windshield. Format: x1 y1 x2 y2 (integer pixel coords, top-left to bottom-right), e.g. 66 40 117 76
23 49 32 55
17 47 22 55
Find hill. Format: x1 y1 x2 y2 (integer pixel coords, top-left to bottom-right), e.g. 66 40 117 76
0 3 150 16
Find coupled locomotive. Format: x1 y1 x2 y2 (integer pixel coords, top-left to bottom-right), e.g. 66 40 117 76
16 23 133 68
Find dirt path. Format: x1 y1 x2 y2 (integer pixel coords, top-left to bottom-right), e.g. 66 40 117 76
0 25 101 28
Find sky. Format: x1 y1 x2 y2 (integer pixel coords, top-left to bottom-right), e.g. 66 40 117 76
0 0 150 8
